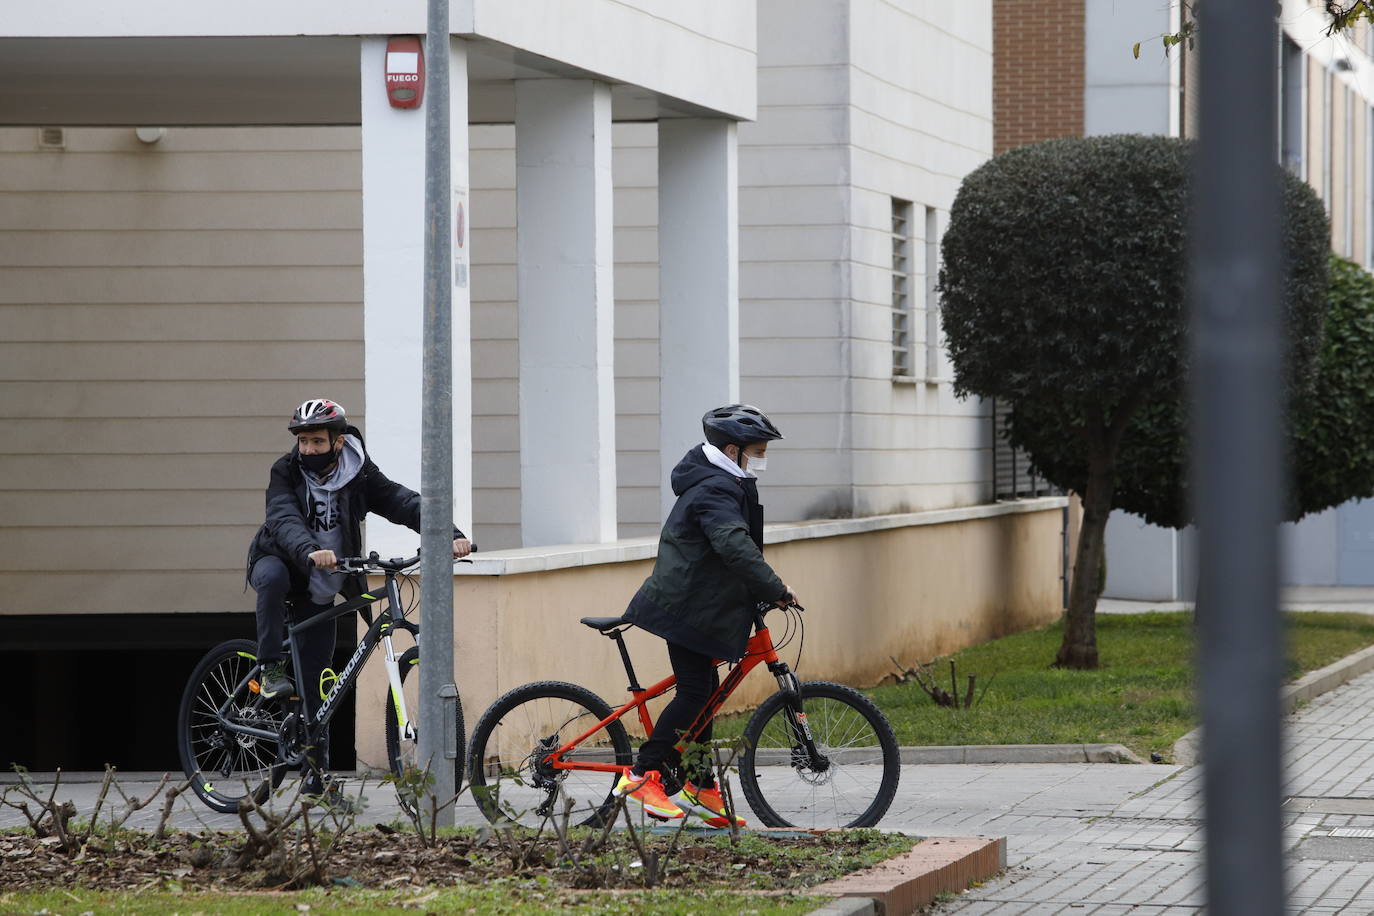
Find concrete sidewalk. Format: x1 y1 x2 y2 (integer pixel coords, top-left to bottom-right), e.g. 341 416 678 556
924 587 1374 913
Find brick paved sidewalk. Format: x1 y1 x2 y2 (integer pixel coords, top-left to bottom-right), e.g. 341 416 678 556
931 666 1374 914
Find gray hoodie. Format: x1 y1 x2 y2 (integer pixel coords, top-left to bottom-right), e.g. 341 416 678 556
303 434 365 604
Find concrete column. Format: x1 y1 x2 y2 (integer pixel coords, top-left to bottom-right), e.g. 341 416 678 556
515 79 617 546
361 37 473 555
657 118 739 518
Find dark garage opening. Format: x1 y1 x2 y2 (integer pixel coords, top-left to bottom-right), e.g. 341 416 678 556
4 613 356 773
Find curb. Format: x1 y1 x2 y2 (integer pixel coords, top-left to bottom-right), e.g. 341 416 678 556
803 899 877 916
806 835 1007 916
899 743 1143 765
1172 642 1374 766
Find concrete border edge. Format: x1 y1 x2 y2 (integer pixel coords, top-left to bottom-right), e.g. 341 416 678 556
899 743 1144 764
806 835 1007 916
1172 643 1374 766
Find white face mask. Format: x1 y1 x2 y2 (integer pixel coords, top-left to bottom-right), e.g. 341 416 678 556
746 455 768 473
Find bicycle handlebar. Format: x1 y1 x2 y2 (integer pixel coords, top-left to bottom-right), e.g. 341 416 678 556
757 600 805 613
332 544 479 574
335 552 419 573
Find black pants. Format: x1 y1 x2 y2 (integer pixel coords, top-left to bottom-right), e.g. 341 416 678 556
634 642 720 787
250 555 338 773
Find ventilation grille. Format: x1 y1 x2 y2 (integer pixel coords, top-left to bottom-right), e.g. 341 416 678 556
38 127 65 150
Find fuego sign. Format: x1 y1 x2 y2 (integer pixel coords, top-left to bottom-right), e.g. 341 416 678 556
385 36 425 109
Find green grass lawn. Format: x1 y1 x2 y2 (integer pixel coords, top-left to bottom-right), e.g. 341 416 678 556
0 886 826 915
855 610 1374 763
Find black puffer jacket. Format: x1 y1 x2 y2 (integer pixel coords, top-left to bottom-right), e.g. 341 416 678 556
624 446 789 661
246 426 464 600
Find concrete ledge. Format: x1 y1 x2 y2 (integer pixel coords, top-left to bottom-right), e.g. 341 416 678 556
1172 643 1374 766
809 835 1007 916
900 743 1143 764
456 497 1069 575
804 898 876 916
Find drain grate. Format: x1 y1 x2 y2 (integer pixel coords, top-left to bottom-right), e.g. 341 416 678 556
1327 828 1374 839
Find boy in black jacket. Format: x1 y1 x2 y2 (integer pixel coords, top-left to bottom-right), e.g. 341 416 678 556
247 399 471 795
618 404 797 824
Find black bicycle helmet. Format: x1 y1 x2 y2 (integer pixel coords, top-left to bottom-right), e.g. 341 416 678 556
702 404 784 448
288 398 347 434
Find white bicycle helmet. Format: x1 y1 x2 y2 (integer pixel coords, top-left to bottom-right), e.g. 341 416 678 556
288 398 347 434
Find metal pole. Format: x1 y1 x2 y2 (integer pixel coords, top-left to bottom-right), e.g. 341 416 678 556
1190 4 1285 914
419 0 456 825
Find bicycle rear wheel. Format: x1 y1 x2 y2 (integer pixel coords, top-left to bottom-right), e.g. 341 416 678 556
467 681 632 828
384 645 466 809
739 681 900 828
177 639 289 814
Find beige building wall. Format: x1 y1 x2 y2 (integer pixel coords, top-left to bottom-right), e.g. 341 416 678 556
355 502 1066 768
0 125 364 618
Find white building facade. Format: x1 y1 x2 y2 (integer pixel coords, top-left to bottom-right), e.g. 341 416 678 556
0 1 1069 771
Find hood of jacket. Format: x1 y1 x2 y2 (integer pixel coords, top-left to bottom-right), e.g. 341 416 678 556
670 444 745 497
294 431 364 492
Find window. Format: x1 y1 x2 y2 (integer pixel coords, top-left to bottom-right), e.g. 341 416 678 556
1323 67 1333 211
1367 106 1373 269
923 206 940 381
891 198 913 378
991 398 1056 501
1279 37 1305 175
1346 87 1355 256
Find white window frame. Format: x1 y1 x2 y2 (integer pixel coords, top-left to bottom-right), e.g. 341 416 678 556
891 198 914 379
923 206 942 383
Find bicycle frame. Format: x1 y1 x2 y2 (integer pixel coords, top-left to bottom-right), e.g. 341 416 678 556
213 567 418 751
546 614 817 775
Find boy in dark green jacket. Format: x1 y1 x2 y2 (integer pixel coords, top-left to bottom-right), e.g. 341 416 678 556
618 405 797 824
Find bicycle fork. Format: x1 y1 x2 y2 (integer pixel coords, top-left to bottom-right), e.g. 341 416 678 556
769 662 831 773
383 634 416 741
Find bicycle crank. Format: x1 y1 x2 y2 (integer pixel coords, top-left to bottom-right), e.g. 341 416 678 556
277 712 308 767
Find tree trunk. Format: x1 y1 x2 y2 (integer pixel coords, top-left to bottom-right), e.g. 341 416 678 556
1055 453 1115 669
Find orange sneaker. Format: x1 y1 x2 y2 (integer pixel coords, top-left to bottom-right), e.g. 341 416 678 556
614 767 684 820
676 781 746 828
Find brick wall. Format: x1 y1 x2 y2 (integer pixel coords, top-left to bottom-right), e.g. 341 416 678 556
994 0 1085 154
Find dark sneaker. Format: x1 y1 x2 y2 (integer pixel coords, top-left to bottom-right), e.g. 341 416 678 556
258 661 294 699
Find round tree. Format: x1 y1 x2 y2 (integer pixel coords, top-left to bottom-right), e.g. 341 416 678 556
939 134 1330 669
1008 255 1374 532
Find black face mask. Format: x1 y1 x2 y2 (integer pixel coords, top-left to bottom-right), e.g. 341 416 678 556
299 448 337 474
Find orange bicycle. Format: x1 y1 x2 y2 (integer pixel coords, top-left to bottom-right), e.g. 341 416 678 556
466 604 900 829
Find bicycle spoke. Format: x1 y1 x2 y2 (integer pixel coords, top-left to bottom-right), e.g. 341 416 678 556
741 684 899 829
469 682 631 829
179 641 285 813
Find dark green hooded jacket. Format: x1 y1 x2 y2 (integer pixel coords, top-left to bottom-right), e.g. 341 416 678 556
624 445 789 660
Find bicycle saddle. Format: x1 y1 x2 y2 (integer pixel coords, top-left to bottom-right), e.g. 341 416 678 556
580 615 630 633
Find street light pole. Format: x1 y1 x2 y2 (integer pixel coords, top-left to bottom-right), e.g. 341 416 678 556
418 0 457 826
1190 4 1286 914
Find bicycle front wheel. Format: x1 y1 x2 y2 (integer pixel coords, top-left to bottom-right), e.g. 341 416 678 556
177 639 288 814
384 645 466 805
467 681 632 828
740 681 900 829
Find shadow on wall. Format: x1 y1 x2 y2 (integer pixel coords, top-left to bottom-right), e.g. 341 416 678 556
992 504 1018 633
802 489 855 520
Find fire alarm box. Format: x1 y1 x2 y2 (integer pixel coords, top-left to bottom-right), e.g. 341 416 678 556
385 36 425 109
